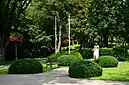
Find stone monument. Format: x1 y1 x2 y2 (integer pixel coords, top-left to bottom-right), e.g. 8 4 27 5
93 43 99 60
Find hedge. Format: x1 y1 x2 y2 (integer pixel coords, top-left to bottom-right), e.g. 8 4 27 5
79 48 113 59
113 46 128 61
99 48 113 56
79 48 93 59
79 47 128 61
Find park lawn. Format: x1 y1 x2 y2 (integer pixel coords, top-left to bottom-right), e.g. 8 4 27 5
0 67 8 74
90 61 129 81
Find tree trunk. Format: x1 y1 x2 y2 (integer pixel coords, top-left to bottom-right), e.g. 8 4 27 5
103 29 108 47
15 43 17 60
79 30 83 51
57 17 62 53
0 36 6 63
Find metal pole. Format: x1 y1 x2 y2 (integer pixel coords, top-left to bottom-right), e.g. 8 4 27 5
68 14 70 54
55 16 57 53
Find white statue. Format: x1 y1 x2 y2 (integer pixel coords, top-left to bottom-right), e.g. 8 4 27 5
93 43 99 60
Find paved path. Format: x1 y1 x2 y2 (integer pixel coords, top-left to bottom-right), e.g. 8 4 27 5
0 68 129 85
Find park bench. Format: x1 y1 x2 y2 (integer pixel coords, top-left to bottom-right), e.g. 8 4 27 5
45 58 60 69
38 58 60 69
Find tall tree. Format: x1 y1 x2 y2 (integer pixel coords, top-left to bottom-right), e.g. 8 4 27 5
88 0 126 47
0 0 32 61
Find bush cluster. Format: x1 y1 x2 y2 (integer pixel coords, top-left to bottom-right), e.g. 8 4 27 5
113 46 128 61
47 53 65 62
47 52 82 62
57 55 83 66
96 56 118 67
79 47 128 61
79 48 93 59
79 48 113 59
8 59 43 74
69 60 102 78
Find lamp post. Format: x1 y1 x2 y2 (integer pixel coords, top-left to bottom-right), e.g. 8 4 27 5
68 13 70 54
9 32 24 60
55 16 57 53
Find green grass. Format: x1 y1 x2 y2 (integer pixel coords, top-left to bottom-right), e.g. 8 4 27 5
90 62 129 81
0 67 8 74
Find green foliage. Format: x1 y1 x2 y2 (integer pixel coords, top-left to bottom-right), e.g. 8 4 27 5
79 48 113 59
4 0 129 61
57 55 83 66
47 53 66 62
47 52 82 62
0 0 32 61
69 59 102 78
79 47 128 61
62 44 80 51
0 0 32 34
97 56 118 68
87 0 129 46
113 46 128 61
107 43 116 48
100 48 113 56
79 48 93 59
70 52 82 58
8 59 43 74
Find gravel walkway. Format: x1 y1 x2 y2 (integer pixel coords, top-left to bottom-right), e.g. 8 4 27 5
0 68 129 85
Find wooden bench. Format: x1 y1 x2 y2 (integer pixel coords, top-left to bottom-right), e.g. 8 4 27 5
46 61 60 69
38 58 60 69
45 58 60 69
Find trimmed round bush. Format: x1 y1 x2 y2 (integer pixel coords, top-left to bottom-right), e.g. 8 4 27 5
97 56 118 67
70 52 82 58
47 52 82 62
57 55 83 66
47 53 64 62
69 60 102 78
8 59 43 74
